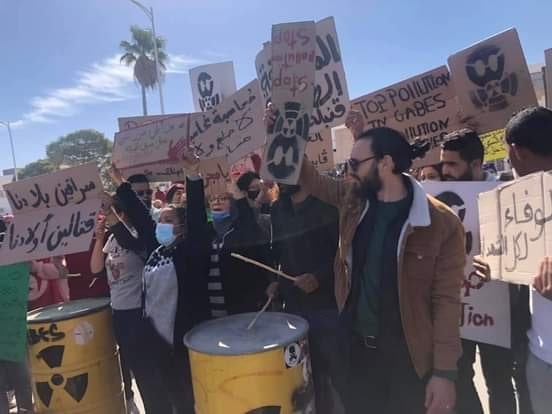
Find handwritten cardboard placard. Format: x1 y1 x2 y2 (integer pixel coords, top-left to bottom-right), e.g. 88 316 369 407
0 163 102 266
255 17 349 132
332 126 354 165
261 21 316 185
351 66 464 168
425 181 510 348
479 171 552 285
306 128 334 172
189 62 237 112
118 114 187 131
481 129 507 162
545 49 552 108
448 28 538 134
113 114 189 170
0 263 30 362
122 163 188 183
199 157 231 197
188 79 266 165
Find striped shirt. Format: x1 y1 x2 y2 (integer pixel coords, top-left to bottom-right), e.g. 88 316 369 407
208 241 227 318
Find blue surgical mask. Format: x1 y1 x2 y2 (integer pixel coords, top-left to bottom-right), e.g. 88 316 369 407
210 210 231 222
155 223 177 246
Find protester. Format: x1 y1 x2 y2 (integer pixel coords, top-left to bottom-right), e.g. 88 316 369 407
268 180 340 414
205 182 270 317
28 257 70 311
110 156 211 414
90 193 147 414
275 105 465 413
65 246 110 300
166 182 186 205
441 128 530 414
0 360 33 414
475 107 552 414
127 174 153 208
154 185 166 204
420 164 443 181
236 171 272 231
151 199 163 222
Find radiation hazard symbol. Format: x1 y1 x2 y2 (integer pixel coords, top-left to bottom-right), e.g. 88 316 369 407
35 345 88 407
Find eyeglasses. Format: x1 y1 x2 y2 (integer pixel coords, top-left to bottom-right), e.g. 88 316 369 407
136 189 153 197
346 156 376 173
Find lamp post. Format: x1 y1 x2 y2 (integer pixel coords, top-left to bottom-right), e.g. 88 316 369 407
0 121 18 181
130 0 165 114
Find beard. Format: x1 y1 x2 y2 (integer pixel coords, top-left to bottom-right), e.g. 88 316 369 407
352 165 382 198
443 169 473 182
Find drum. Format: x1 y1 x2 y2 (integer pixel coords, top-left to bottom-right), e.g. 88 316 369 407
185 312 315 413
27 298 125 414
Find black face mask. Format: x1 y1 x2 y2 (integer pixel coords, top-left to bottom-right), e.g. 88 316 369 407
110 222 143 253
247 190 260 200
279 184 301 196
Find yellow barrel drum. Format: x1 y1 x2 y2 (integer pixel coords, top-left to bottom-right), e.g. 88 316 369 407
27 298 126 414
185 312 315 414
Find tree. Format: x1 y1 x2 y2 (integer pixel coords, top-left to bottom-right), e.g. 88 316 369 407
19 159 55 180
120 25 168 115
46 129 112 168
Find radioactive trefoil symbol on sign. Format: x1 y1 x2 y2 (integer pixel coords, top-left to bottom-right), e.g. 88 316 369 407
35 345 88 407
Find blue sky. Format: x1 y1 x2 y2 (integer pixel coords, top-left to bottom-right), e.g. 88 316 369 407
1 0 552 171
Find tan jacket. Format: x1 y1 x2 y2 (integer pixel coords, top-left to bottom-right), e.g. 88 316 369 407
300 161 465 378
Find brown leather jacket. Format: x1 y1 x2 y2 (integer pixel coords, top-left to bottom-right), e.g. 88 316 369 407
300 161 465 378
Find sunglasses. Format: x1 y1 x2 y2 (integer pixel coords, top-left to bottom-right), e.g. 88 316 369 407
346 156 376 173
136 189 153 197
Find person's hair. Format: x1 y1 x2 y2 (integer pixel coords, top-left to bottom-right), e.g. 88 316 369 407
166 183 186 204
164 205 187 224
422 163 443 180
441 128 485 164
127 174 149 184
236 171 260 192
357 127 430 174
505 106 552 156
111 194 125 215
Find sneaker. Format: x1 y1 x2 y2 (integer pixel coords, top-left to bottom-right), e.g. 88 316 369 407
126 397 140 414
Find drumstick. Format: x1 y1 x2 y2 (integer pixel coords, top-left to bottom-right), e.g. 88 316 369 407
230 253 297 282
247 295 273 330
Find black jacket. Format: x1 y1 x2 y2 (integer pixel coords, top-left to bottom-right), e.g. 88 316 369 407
271 195 339 311
117 178 211 351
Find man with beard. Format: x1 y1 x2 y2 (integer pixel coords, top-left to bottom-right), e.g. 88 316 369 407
268 182 340 414
293 125 465 414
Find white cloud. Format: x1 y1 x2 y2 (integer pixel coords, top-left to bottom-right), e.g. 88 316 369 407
13 52 202 128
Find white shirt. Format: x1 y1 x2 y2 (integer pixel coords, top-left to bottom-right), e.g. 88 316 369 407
527 289 552 364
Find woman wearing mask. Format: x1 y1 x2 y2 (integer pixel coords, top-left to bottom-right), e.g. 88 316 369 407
90 194 147 414
235 171 271 235
206 183 271 318
109 157 211 414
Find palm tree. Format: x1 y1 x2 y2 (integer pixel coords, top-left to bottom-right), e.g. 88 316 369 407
120 25 168 115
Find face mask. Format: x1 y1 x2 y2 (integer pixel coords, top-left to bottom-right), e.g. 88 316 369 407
211 210 231 222
247 190 260 200
279 184 301 196
155 223 177 247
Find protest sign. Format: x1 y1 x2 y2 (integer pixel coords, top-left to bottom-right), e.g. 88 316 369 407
0 164 102 266
351 66 464 167
448 28 537 134
479 171 552 285
189 62 237 112
0 176 13 215
199 157 231 197
425 181 510 348
255 17 349 132
0 263 30 362
306 128 334 172
546 49 552 108
481 129 507 162
188 80 266 164
118 114 187 131
229 149 262 181
261 21 316 184
113 114 189 170
332 126 354 165
121 163 188 183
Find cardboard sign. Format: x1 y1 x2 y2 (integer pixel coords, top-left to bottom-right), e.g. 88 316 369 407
112 114 189 170
188 80 266 164
481 129 507 162
122 163 188 183
261 21 316 184
255 16 349 132
332 126 354 165
199 157 231 197
0 164 103 265
189 62 237 112
0 263 30 362
351 66 464 167
306 128 334 172
0 176 13 215
448 28 538 134
118 114 186 131
545 49 552 108
425 181 510 348
479 171 552 285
